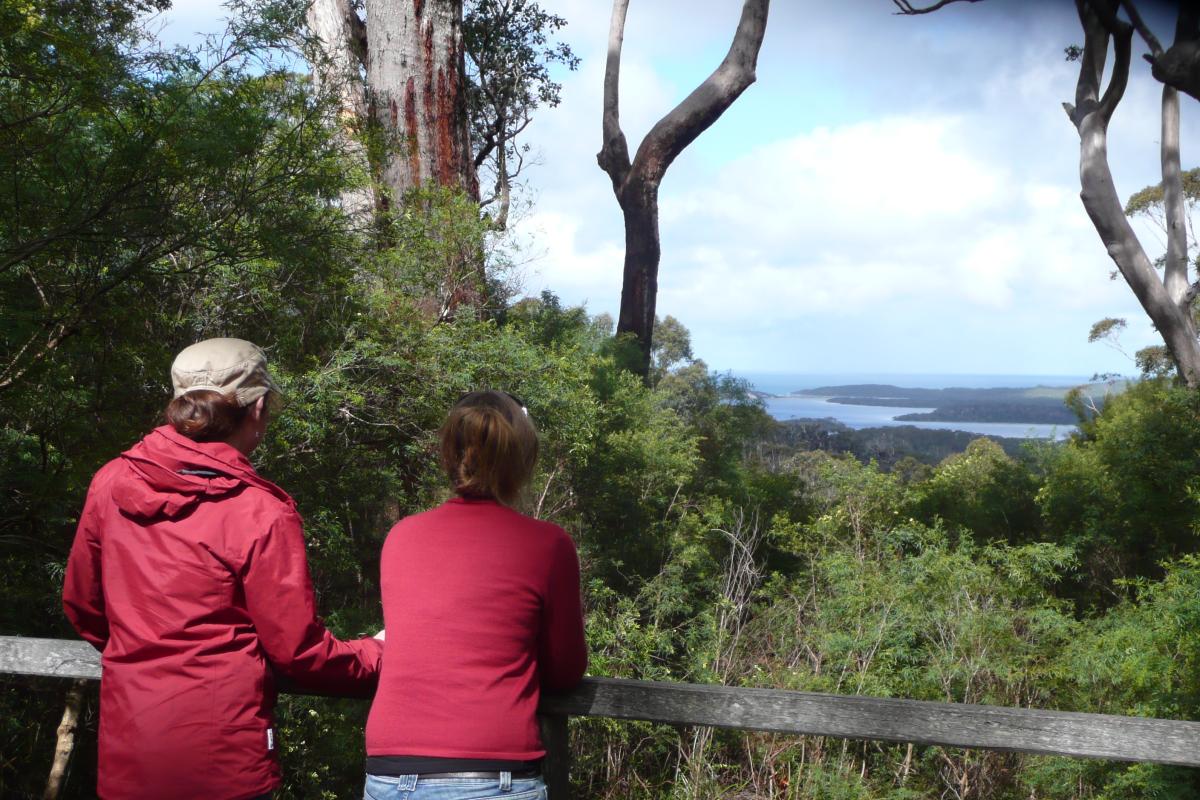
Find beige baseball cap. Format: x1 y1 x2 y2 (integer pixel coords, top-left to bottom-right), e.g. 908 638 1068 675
170 338 282 408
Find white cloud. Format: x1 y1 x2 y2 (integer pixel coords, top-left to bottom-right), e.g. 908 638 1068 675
514 211 624 311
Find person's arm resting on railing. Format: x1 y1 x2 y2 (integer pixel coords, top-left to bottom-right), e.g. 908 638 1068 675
539 531 587 692
241 508 382 696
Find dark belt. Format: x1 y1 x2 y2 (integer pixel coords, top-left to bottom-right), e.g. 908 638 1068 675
418 770 540 780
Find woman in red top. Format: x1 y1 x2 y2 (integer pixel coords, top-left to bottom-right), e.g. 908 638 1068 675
63 338 383 800
365 390 587 800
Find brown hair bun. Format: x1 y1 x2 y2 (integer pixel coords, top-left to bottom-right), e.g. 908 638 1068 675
440 391 538 506
165 390 252 442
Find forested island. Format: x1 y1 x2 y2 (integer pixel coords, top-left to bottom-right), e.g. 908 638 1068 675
793 383 1106 425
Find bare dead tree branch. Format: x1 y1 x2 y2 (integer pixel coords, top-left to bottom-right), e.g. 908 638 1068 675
891 0 983 14
1121 0 1163 56
42 680 87 800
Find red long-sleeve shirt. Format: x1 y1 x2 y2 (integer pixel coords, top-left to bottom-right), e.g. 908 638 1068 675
366 497 587 761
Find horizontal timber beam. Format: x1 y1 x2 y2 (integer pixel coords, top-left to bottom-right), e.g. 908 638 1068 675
5 636 1200 767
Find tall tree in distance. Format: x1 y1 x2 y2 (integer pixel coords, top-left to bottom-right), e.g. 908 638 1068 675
367 0 478 204
306 0 479 209
305 0 576 219
598 0 770 379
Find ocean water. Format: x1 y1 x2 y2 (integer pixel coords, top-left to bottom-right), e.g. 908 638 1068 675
730 372 1091 440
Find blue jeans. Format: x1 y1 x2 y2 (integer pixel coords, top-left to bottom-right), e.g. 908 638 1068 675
364 772 547 800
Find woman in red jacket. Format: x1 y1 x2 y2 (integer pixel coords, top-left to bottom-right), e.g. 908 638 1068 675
63 338 383 800
364 390 587 800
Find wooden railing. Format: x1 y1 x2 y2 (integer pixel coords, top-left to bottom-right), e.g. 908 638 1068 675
5 635 1200 798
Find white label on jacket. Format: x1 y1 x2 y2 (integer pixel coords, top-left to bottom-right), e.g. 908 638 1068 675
267 727 275 751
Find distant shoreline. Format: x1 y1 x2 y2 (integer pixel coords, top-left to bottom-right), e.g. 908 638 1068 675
741 377 1128 440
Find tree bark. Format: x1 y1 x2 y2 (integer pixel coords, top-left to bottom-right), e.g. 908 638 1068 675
42 679 87 800
305 0 378 221
598 0 769 378
367 0 478 204
1065 0 1200 386
617 187 661 370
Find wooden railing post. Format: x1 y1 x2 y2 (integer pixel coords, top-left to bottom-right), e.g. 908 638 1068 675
538 713 571 800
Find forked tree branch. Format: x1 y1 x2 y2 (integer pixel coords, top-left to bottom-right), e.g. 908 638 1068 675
1070 0 1200 385
630 0 768 187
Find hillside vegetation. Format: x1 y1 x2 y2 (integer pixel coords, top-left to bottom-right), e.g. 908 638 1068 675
3 3 1200 799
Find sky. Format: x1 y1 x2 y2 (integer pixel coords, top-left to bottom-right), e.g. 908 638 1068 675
156 0 1197 377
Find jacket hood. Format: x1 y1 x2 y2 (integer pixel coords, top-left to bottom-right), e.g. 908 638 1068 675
112 426 291 521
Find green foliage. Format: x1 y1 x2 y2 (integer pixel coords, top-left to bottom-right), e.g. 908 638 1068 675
1023 555 1200 798
650 314 694 384
1088 317 1127 343
1135 345 1176 379
1123 167 1200 217
910 438 1042 543
1038 380 1200 597
464 0 579 210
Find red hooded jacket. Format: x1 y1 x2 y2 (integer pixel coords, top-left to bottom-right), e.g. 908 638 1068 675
63 426 382 800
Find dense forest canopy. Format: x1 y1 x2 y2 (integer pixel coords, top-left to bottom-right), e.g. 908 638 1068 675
3 1 1200 799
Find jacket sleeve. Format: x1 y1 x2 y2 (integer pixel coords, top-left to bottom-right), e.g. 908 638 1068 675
63 476 109 651
241 507 382 697
538 530 588 692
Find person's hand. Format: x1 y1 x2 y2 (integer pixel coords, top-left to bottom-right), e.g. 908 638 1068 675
374 629 385 641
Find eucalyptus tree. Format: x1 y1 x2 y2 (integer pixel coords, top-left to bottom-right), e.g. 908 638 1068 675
897 0 1200 387
304 0 575 225
303 0 376 218
366 0 478 204
598 0 770 379
1067 0 1200 386
306 0 476 212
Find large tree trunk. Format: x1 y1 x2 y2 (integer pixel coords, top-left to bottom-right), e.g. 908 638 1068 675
616 187 661 363
306 0 377 221
1066 0 1200 387
366 0 478 205
598 0 769 378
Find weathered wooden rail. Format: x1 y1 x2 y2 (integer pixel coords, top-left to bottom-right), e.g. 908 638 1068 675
4 636 1199 798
